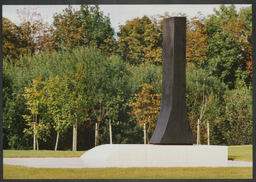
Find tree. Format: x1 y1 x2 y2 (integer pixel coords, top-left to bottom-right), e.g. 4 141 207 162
53 5 116 54
203 5 251 89
89 55 131 146
117 16 162 65
3 47 106 150
2 17 33 62
63 63 88 151
106 97 120 144
43 76 70 151
92 93 110 146
2 70 27 149
16 8 52 54
127 62 162 95
186 15 208 67
238 6 252 82
218 81 252 145
186 67 227 144
23 75 50 150
129 84 161 144
3 9 55 63
3 18 20 61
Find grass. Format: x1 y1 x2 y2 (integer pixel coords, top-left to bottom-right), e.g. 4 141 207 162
3 164 252 179
3 150 86 158
228 145 252 161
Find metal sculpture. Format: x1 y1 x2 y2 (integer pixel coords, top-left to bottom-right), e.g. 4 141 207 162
150 17 195 145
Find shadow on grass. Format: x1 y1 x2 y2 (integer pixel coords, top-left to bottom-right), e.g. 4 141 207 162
228 155 238 161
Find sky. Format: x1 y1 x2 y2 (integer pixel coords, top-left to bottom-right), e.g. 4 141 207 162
3 4 251 33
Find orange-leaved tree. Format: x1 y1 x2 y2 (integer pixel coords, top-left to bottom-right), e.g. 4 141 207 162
186 15 209 67
117 16 162 65
3 8 55 63
16 8 55 53
53 5 116 55
129 84 161 144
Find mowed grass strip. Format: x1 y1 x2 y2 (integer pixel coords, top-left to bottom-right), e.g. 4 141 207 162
228 145 252 161
3 164 252 179
3 150 86 158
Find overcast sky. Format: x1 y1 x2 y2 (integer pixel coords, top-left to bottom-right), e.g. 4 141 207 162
3 4 251 33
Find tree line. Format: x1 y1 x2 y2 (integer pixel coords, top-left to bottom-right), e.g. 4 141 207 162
3 5 252 150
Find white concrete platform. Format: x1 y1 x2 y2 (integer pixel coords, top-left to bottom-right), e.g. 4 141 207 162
3 157 252 168
3 144 252 168
80 144 229 167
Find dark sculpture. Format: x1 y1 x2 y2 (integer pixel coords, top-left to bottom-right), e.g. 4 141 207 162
150 17 195 145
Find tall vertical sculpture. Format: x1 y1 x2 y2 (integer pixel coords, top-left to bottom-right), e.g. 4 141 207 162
150 17 195 145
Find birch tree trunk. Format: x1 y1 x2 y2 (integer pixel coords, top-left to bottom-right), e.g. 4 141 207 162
36 137 39 150
55 116 60 151
75 118 77 151
207 121 210 145
95 122 99 146
143 123 146 144
72 118 77 151
55 131 60 151
109 120 112 144
197 119 200 145
36 114 39 150
33 116 36 151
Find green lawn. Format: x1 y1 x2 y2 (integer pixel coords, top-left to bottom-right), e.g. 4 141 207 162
228 145 252 161
3 164 252 179
3 150 86 158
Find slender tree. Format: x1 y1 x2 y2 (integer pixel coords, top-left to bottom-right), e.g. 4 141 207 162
44 75 70 151
129 84 161 144
23 75 50 150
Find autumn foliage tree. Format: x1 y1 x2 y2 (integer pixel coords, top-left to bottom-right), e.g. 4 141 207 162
3 8 55 62
117 16 162 65
129 84 161 143
186 16 208 67
237 6 252 80
2 17 34 62
53 5 116 54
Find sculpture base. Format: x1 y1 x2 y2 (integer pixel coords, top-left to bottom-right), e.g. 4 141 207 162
80 144 228 167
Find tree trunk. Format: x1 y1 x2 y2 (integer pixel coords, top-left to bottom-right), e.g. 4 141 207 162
109 120 112 144
55 131 60 151
207 121 210 145
95 122 99 146
143 123 146 144
35 114 39 150
55 116 60 151
33 118 36 151
72 118 77 151
75 118 77 151
197 119 200 145
36 137 39 150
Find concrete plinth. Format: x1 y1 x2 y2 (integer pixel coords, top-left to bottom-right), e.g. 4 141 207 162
80 144 228 168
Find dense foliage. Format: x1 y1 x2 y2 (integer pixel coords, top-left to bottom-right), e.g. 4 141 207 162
3 5 252 149
117 16 162 65
53 5 116 54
